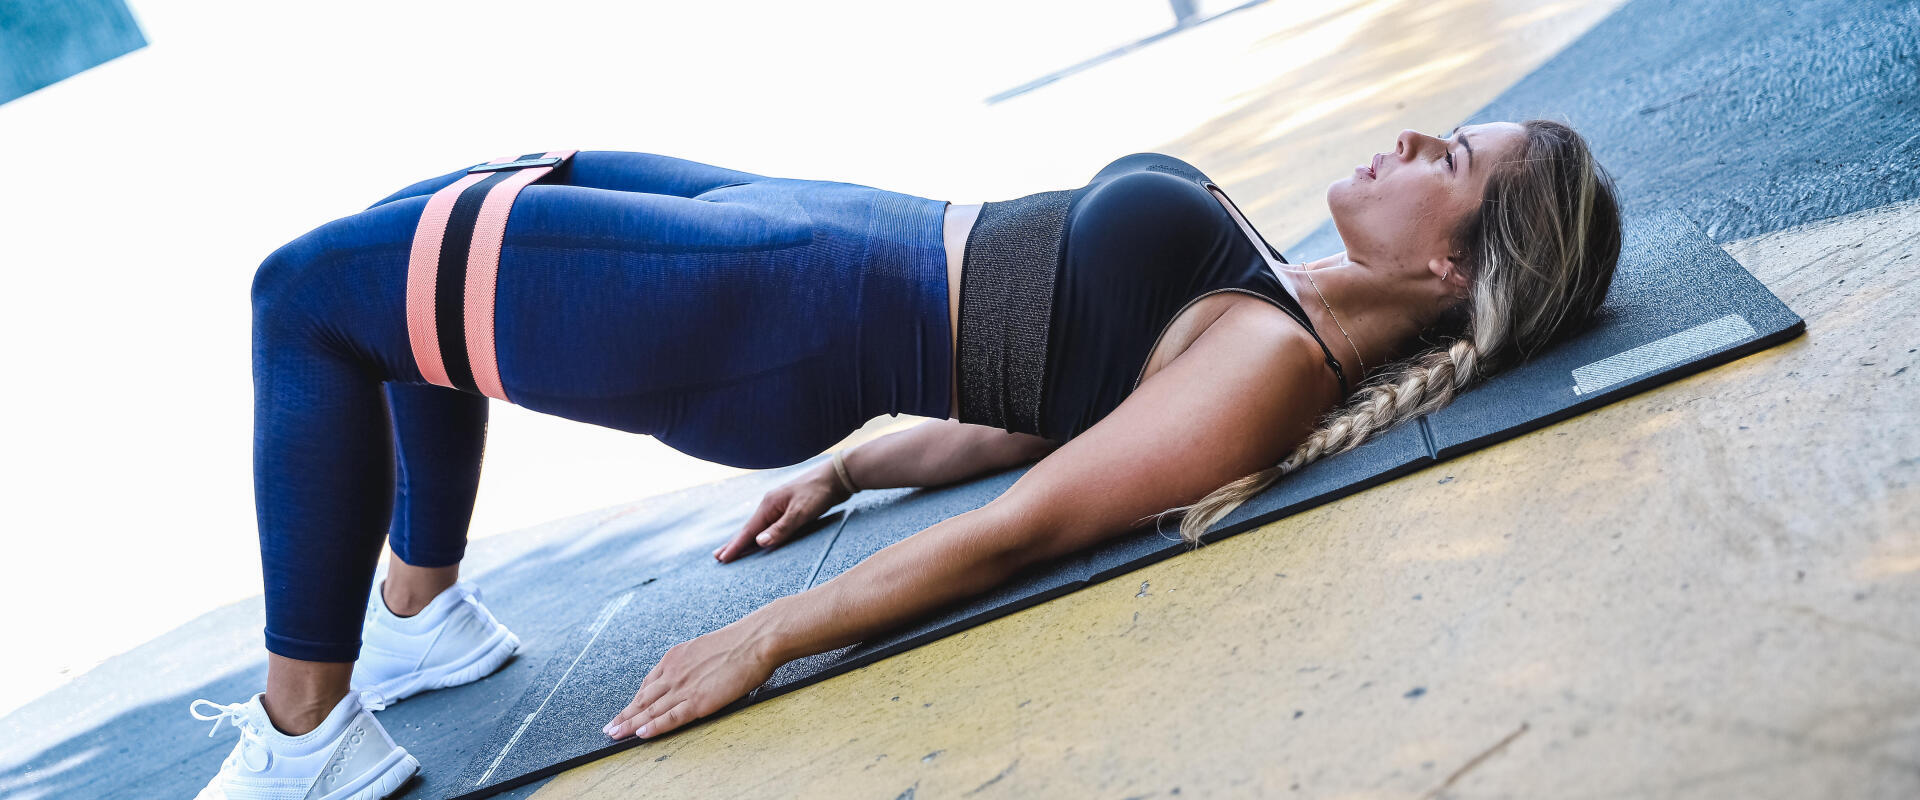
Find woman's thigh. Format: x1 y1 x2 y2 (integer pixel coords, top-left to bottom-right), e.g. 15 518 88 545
363 150 767 210
290 171 857 469
488 182 830 395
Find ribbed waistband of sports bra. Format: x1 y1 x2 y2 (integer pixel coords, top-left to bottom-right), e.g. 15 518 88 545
952 189 1077 436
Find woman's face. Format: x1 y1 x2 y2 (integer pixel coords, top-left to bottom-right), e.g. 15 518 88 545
1328 121 1527 278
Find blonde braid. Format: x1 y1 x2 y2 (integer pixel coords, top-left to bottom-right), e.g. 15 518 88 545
1141 337 1483 547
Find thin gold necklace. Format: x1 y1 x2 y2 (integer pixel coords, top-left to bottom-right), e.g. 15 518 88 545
1301 267 1366 380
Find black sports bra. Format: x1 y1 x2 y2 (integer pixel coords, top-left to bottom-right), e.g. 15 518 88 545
954 152 1351 441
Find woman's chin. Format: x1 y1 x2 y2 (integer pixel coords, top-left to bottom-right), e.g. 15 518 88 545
1327 176 1361 207
1325 181 1354 225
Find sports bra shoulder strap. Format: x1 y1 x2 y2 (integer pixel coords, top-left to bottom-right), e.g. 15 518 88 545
1267 248 1352 399
1271 299 1351 398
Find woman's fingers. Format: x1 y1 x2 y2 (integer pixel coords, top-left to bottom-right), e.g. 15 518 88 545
609 696 691 740
605 658 671 736
632 683 684 733
634 698 694 739
600 646 711 739
716 491 821 563
756 503 809 550
716 495 783 562
600 623 782 742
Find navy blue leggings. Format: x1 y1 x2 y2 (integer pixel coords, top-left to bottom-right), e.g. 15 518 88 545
251 150 952 662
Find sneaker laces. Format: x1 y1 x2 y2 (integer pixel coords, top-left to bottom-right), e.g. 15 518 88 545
189 699 273 772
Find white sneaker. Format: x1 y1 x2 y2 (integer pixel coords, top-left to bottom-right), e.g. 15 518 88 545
188 691 418 800
351 580 520 711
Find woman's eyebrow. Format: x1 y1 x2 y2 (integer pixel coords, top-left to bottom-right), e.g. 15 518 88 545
1451 125 1475 172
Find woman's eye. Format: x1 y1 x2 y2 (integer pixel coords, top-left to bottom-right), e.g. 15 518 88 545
1445 151 1456 171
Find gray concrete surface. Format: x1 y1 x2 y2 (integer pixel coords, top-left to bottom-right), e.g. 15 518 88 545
1291 0 1920 259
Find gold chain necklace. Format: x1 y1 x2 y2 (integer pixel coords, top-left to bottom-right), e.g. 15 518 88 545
1302 268 1366 380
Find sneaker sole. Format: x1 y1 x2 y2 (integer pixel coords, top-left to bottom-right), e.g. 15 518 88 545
315 747 420 800
358 627 520 710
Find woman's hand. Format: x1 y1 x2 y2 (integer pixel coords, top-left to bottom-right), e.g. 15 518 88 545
602 615 782 741
713 463 850 563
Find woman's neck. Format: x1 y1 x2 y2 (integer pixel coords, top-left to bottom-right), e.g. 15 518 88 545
1277 252 1445 384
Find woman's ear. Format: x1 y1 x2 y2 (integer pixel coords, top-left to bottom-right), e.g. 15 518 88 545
1429 254 1470 298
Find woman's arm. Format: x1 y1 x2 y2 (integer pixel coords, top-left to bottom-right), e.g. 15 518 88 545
832 418 1059 491
715 421 1059 563
604 307 1332 740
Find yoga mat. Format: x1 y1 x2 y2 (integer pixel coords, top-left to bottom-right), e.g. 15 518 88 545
445 208 1803 799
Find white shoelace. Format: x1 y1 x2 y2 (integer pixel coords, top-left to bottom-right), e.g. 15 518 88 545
189 699 273 772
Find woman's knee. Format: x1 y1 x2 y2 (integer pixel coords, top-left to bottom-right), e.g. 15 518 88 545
252 203 409 328
250 227 355 348
252 243 307 325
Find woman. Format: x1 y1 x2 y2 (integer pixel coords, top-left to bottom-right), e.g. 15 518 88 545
190 119 1619 800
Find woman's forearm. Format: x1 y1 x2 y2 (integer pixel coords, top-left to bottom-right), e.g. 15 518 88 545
837 419 1043 491
837 420 974 490
742 504 1024 664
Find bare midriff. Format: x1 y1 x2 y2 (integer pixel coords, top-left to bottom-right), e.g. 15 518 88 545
939 190 1282 425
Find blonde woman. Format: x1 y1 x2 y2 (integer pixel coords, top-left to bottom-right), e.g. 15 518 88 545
193 119 1617 800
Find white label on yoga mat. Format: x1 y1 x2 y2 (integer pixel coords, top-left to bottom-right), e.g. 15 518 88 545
1572 313 1756 396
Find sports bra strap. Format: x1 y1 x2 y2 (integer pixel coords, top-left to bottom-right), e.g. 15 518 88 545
1270 248 1352 398
1270 298 1351 398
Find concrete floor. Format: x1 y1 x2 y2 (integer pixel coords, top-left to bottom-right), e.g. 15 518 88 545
530 197 1920 799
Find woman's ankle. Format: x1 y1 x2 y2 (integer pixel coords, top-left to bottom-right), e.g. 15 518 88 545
380 582 444 618
383 555 460 617
259 690 347 736
263 653 354 736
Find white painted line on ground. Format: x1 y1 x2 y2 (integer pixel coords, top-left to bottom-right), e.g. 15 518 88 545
476 590 635 786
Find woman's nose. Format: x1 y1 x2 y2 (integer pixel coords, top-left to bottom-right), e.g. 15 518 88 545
1395 129 1435 158
1394 129 1421 157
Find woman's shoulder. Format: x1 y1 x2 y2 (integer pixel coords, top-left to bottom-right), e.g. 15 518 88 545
1136 294 1341 404
1211 297 1347 402
1092 294 1343 454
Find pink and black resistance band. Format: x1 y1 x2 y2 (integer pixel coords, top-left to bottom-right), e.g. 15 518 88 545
404 149 577 402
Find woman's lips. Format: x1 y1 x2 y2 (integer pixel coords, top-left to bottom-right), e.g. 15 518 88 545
1370 153 1382 179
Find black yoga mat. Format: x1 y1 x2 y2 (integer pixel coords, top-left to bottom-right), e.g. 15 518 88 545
444 207 1804 799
